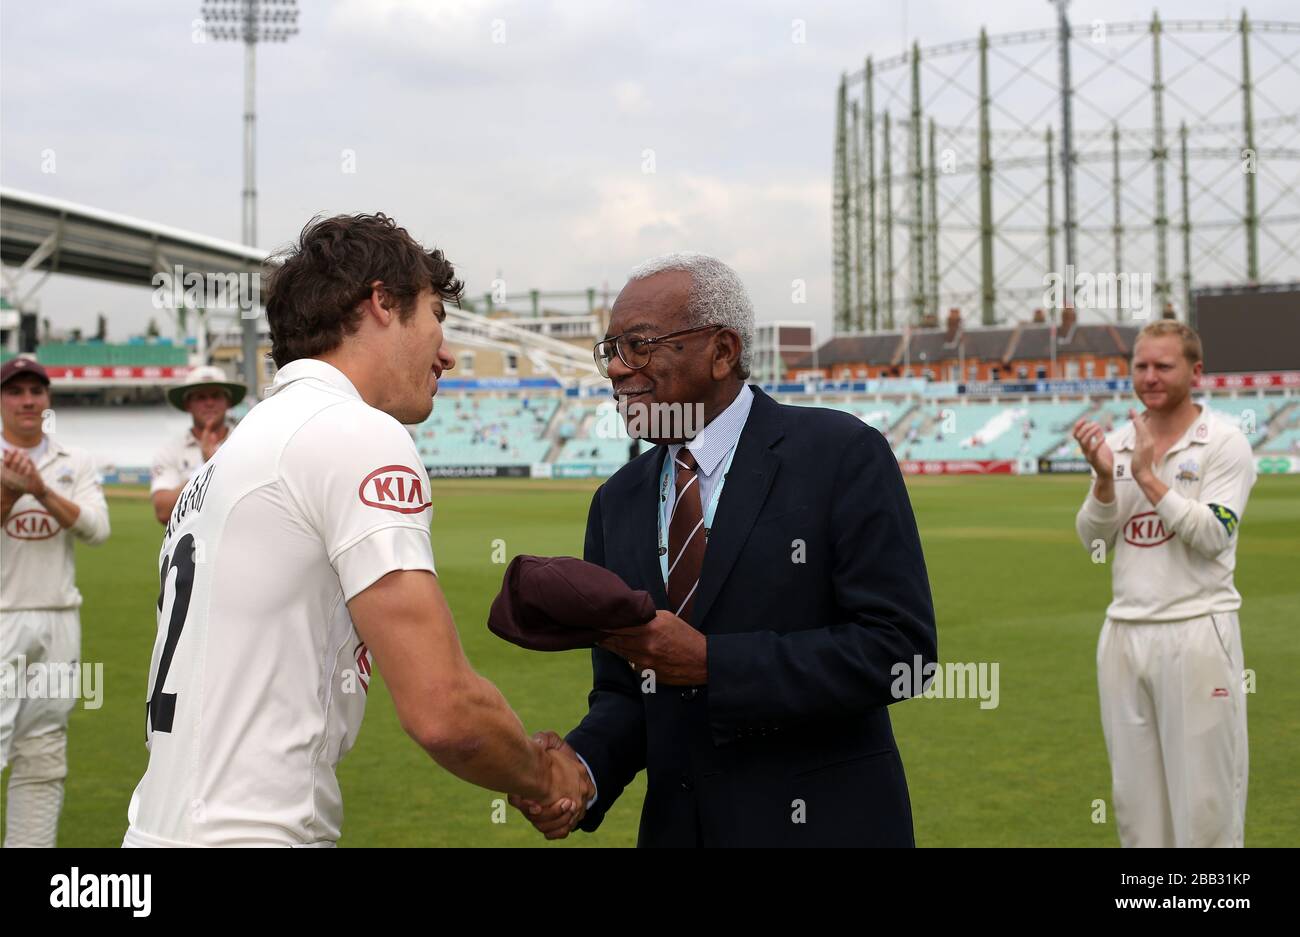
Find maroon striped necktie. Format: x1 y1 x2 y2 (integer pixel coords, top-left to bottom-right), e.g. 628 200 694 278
667 448 706 624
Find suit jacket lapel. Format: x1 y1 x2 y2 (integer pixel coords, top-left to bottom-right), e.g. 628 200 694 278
691 387 783 631
622 444 669 607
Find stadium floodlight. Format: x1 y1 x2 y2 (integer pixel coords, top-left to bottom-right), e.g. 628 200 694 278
199 0 299 394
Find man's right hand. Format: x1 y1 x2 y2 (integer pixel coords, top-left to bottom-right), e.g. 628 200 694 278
1071 417 1114 477
349 571 592 828
512 731 595 840
198 416 226 462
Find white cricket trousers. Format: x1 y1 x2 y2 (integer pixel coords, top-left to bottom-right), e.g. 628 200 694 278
0 609 81 848
1097 612 1248 848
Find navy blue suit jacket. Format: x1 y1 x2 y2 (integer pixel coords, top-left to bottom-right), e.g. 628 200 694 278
566 386 937 847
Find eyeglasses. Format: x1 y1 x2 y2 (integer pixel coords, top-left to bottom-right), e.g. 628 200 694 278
592 325 721 378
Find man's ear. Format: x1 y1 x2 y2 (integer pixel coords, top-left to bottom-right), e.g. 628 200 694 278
361 281 394 327
711 328 741 381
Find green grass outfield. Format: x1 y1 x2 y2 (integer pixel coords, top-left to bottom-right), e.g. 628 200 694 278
9 474 1298 847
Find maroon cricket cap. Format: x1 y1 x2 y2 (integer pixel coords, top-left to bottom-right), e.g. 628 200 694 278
488 555 656 652
0 357 50 387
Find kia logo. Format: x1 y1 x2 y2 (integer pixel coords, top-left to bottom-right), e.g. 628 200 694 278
357 465 431 514
1123 511 1174 547
4 510 59 541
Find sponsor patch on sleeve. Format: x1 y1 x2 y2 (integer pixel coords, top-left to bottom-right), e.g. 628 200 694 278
358 465 431 514
1209 503 1239 537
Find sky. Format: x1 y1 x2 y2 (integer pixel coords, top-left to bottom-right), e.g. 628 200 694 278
2 0 1296 344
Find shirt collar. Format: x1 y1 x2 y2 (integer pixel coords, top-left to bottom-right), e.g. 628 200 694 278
1172 404 1212 453
263 358 364 401
1116 403 1209 453
669 384 755 477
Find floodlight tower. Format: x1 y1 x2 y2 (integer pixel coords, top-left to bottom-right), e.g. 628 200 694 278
200 0 299 392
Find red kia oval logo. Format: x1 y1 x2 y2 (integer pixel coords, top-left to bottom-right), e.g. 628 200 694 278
5 510 59 540
358 465 431 514
1124 511 1174 547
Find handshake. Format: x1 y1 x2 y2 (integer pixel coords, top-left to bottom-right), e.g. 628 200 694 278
486 555 709 841
512 731 594 840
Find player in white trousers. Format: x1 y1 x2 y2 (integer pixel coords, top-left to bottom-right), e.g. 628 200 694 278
1074 321 1255 848
1 357 111 847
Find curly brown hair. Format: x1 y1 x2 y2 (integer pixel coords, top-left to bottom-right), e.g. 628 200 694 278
264 213 464 368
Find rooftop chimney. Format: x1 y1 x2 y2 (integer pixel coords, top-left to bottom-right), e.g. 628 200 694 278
1061 305 1077 334
945 308 962 343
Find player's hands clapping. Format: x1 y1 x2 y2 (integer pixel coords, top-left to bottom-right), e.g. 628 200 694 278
1071 417 1114 478
509 731 594 840
1 449 47 497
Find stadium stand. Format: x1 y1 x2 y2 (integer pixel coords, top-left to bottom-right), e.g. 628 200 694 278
35 341 188 367
548 400 643 472
791 397 915 435
1200 397 1287 446
46 405 188 477
30 388 1300 479
1257 403 1300 453
411 395 557 467
889 400 1093 460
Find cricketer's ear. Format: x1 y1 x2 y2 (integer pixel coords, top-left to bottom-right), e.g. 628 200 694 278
360 281 397 327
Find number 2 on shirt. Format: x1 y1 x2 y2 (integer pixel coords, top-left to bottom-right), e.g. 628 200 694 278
148 533 196 735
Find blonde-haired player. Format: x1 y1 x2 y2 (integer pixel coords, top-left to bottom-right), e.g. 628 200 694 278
1073 320 1254 848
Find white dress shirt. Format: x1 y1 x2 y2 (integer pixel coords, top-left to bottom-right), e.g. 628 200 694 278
663 384 755 537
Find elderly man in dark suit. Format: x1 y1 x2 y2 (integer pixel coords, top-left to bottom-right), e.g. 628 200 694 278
511 253 937 847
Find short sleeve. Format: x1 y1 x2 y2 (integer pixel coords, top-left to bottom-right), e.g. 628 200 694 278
279 402 436 601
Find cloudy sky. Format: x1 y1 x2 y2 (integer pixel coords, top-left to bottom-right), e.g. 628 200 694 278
2 0 1296 343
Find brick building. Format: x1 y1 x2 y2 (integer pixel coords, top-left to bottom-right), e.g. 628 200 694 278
787 308 1140 384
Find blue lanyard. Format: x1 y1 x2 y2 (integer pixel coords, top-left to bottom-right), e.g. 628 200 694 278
657 445 738 584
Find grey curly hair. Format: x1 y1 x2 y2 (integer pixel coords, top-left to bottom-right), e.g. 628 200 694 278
626 252 754 378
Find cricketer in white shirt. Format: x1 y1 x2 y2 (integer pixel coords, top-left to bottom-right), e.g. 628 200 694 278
1 433 110 847
149 419 238 500
1075 403 1256 848
1076 405 1256 623
124 359 437 847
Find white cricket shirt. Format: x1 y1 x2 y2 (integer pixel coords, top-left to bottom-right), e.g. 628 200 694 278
1075 405 1256 622
150 419 237 494
1 436 110 611
125 359 436 846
